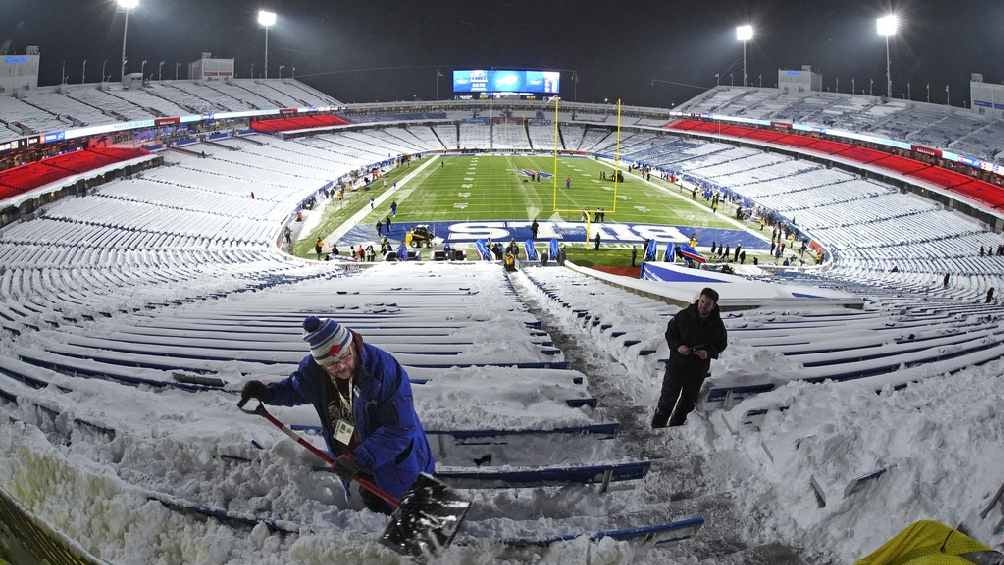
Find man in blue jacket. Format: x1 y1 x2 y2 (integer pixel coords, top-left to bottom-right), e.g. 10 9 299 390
240 316 435 513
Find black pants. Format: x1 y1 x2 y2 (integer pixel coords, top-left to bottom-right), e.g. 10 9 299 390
653 368 706 427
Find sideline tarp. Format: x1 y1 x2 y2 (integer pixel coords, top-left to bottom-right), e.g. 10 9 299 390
855 520 996 565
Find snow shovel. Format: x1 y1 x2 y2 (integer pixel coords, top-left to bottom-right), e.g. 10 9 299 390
238 399 471 557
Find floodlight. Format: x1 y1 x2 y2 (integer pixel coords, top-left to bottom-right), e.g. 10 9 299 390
117 0 139 83
876 15 899 37
258 10 277 27
736 25 754 42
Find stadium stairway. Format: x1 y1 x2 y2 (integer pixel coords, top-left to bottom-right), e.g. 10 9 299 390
515 265 1004 412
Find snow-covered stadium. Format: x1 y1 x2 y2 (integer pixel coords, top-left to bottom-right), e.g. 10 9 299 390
1 5 1003 565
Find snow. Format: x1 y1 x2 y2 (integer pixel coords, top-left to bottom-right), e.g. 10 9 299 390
711 362 1004 563
1 132 1003 564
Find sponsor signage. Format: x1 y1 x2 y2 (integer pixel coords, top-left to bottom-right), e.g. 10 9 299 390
154 116 181 127
912 145 941 158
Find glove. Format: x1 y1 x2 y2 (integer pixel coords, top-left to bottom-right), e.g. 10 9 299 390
333 454 360 481
239 380 268 407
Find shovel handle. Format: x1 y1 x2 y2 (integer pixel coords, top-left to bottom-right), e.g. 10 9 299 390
240 399 400 509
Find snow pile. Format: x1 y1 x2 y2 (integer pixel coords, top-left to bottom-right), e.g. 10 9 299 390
715 360 1004 562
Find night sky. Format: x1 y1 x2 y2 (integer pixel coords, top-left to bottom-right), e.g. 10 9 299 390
2 0 1003 107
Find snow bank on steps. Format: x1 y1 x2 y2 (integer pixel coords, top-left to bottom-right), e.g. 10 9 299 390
713 360 1004 562
0 420 295 565
0 419 669 565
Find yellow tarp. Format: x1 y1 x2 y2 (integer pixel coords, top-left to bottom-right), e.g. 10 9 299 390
856 520 991 565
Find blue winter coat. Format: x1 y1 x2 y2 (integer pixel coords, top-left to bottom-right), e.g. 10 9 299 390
265 333 435 499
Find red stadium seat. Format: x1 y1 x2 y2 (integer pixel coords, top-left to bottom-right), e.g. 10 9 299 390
800 139 855 154
773 134 822 148
662 119 1004 212
951 180 1004 209
250 114 350 133
0 147 150 202
836 145 891 164
872 155 930 175
664 119 702 130
908 167 973 189
740 129 787 143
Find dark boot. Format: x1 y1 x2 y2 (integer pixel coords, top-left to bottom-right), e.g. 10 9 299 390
651 411 670 429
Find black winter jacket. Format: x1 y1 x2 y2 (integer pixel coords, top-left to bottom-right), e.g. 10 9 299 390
665 303 728 379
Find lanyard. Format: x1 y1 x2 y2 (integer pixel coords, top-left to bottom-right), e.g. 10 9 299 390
330 375 356 421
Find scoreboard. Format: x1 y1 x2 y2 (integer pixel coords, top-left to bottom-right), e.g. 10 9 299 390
453 69 560 95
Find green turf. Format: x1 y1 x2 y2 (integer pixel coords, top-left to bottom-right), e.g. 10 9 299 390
562 247 780 268
294 154 750 260
363 155 737 228
292 160 421 257
563 247 641 268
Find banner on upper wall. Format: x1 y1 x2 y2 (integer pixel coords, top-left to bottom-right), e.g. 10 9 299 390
912 145 941 158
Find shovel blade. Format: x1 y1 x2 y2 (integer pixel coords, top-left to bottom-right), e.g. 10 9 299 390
380 473 471 557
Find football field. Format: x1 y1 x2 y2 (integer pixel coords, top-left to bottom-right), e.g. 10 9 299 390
364 155 736 228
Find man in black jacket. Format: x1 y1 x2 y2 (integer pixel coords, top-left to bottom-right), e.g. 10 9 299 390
652 288 728 428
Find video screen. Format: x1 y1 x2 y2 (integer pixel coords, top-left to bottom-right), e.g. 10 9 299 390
453 70 560 94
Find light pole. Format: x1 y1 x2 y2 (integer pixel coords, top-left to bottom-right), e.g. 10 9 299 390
257 10 277 80
836 77 839 93
876 15 899 98
907 82 911 100
117 0 139 81
946 84 951 106
869 78 874 96
141 59 147 81
82 59 87 84
851 77 855 95
158 60 164 81
758 74 762 88
102 59 108 83
736 24 754 88
926 82 930 102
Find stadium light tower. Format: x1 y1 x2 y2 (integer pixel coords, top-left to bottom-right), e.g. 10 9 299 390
736 24 754 88
258 10 277 80
876 14 899 98
117 0 139 82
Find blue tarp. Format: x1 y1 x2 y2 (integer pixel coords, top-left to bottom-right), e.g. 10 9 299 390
676 245 707 264
641 263 724 283
664 243 676 262
524 241 539 261
475 239 493 261
644 239 658 261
